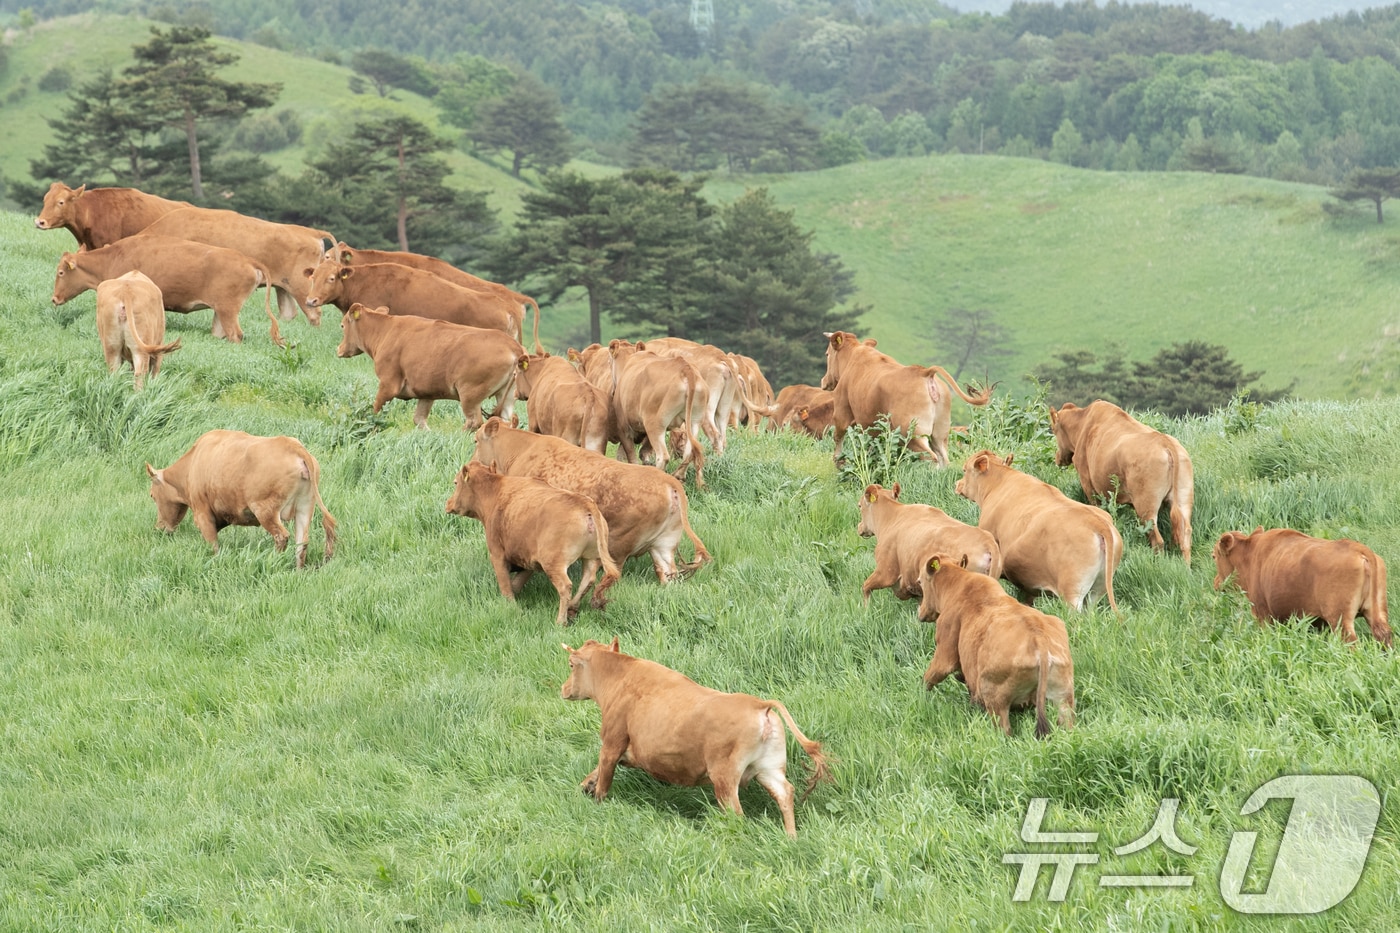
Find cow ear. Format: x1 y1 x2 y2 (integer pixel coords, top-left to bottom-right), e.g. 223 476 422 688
562 642 574 653
518 355 529 370
927 556 940 574
609 636 620 652
892 482 901 499
1048 406 1058 425
488 460 500 473
73 184 86 196
1253 526 1264 535
339 250 353 264
339 267 352 281
146 463 162 484
864 484 878 503
1003 453 1015 466
351 306 361 321
959 554 969 568
799 407 809 419
65 257 77 271
973 453 990 473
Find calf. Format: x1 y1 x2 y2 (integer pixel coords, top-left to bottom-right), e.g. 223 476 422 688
1213 528 1392 647
147 430 336 568
514 352 612 453
1051 400 1194 562
957 450 1122 611
917 555 1075 737
337 303 520 430
95 271 181 390
446 462 620 626
561 638 830 837
858 483 1002 604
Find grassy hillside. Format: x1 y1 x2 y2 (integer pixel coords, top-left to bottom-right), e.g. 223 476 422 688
1 204 1398 930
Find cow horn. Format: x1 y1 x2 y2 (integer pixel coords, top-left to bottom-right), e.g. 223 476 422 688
562 643 574 653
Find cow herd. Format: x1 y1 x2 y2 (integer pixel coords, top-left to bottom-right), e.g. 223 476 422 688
31 181 1393 838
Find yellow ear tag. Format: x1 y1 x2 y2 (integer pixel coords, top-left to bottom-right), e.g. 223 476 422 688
521 359 528 370
340 251 352 263
834 334 844 347
929 557 940 573
352 308 361 320
867 491 877 502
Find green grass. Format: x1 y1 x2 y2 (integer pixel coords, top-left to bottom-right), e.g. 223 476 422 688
2 202 1399 930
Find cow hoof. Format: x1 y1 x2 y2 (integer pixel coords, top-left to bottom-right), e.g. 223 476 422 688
581 778 597 796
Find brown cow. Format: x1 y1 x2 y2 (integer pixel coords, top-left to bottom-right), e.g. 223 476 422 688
34 182 189 250
1050 400 1195 563
304 258 527 345
796 398 836 439
766 384 830 432
95 271 181 389
821 331 992 467
957 451 1122 611
561 638 830 837
858 483 1002 604
323 241 542 352
568 344 614 392
137 207 333 324
917 555 1075 738
336 304 520 430
473 418 711 581
727 352 774 430
146 430 336 569
608 340 707 485
52 236 282 345
1213 528 1392 647
639 338 733 452
446 462 621 626
514 352 612 453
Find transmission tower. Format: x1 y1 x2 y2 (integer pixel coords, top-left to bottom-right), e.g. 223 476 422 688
691 0 715 38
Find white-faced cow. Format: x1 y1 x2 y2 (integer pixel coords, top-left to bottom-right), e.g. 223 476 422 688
147 430 336 569
561 638 830 837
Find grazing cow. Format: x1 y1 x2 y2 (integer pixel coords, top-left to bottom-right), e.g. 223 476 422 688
1213 528 1392 647
608 340 707 485
917 555 1075 737
767 384 831 432
322 241 542 352
514 352 612 453
858 483 1002 604
34 182 189 251
304 258 529 347
137 207 333 325
146 430 336 569
95 271 181 389
561 638 830 837
336 303 520 430
52 236 282 345
957 451 1122 611
446 462 621 626
821 331 992 467
473 418 711 581
1050 400 1195 563
796 398 837 439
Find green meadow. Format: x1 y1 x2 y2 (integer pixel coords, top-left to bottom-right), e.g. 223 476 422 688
1 196 1398 932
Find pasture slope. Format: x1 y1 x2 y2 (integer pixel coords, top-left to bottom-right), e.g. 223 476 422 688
1 205 1398 930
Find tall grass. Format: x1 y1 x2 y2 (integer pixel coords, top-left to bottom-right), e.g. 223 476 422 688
1 204 1398 931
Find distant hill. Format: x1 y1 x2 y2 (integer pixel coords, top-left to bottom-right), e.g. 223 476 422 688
951 0 1380 28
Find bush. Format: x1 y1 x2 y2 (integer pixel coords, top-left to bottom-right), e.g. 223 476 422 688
37 66 72 93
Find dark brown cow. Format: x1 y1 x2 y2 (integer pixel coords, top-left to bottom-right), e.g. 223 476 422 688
95 271 181 390
917 555 1075 738
304 258 526 345
514 352 612 453
766 384 831 432
473 418 710 581
446 462 621 626
147 430 336 568
323 241 542 352
957 451 1122 611
1213 528 1392 647
52 236 282 345
137 207 334 325
561 638 830 837
796 398 836 439
1050 400 1195 562
858 483 1002 604
34 182 190 250
336 304 520 430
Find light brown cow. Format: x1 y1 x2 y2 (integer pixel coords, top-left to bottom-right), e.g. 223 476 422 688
336 304 520 430
473 418 711 582
1050 400 1195 563
446 462 621 626
323 241 542 352
821 331 992 467
858 483 1002 604
917 555 1075 738
561 638 830 837
727 352 774 430
796 398 836 439
95 271 181 389
568 343 614 392
52 236 282 345
304 258 527 345
957 451 1122 611
1213 528 1392 647
146 430 336 569
34 182 190 250
514 352 612 453
138 207 333 324
639 338 733 452
766 384 831 432
608 340 707 485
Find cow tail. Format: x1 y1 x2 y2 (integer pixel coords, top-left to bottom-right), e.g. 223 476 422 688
257 262 284 347
769 701 832 801
124 300 183 357
591 504 622 602
1169 445 1194 565
316 485 338 562
673 486 712 574
924 364 993 406
1034 650 1052 739
1102 528 1122 615
524 295 543 355
1368 553 1392 648
734 366 777 421
683 372 705 488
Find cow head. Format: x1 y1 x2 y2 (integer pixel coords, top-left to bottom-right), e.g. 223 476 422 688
146 463 189 532
916 554 966 623
445 461 501 520
820 331 859 390
514 353 548 398
1211 531 1249 590
51 254 86 305
336 304 376 358
957 451 1012 502
36 182 84 231
560 637 621 701
321 240 356 265
472 417 515 471
1048 403 1082 467
304 259 351 309
856 483 899 537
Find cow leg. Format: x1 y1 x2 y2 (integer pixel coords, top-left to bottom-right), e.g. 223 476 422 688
588 729 630 801
372 385 395 415
214 307 244 343
414 398 434 430
545 564 576 626
250 501 291 554
923 649 960 690
756 770 798 838
711 774 744 818
831 422 848 461
650 546 680 583
191 510 222 554
988 702 1014 737
905 434 936 464
489 553 518 601
861 567 899 605
274 286 300 322
131 350 149 391
291 499 313 570
571 558 600 611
